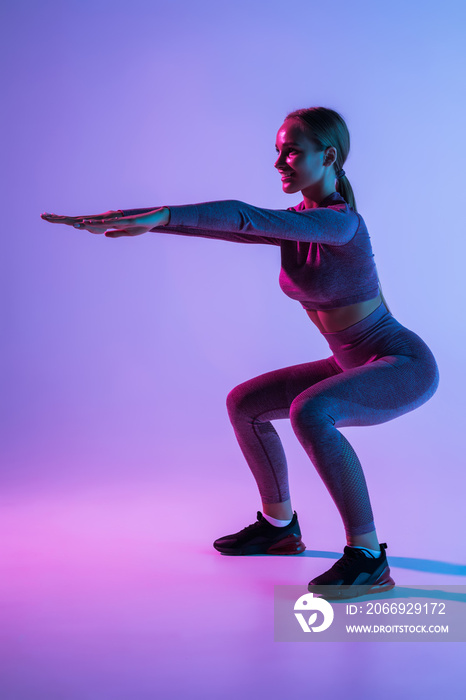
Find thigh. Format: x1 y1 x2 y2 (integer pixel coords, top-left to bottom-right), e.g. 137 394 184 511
227 355 343 422
292 352 439 428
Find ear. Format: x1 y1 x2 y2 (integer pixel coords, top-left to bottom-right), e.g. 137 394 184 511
323 146 337 167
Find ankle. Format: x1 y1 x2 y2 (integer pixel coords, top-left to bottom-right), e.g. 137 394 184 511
262 512 293 527
262 499 293 521
347 530 380 550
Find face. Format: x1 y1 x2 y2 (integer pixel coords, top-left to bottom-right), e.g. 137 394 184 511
274 119 329 194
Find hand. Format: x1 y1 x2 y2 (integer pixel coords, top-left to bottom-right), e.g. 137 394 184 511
41 208 169 237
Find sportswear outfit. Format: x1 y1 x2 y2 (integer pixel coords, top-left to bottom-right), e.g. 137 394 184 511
153 192 439 597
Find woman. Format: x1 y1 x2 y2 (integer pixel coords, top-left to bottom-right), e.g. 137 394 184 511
42 107 439 599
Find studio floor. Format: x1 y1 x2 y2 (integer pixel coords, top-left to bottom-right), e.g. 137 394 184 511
1 478 465 700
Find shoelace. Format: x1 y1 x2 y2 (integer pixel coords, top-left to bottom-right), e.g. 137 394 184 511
329 548 367 573
239 513 270 533
240 519 263 533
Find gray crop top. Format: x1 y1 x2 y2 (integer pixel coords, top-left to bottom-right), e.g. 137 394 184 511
154 191 380 311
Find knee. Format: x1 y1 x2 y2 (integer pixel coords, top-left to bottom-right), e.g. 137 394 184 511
226 381 253 421
289 393 333 435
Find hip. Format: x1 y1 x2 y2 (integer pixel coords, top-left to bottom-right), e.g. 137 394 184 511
321 299 439 376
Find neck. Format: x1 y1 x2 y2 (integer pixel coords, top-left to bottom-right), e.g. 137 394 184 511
301 184 337 209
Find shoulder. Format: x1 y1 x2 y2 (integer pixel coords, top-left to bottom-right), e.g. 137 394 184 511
287 195 360 228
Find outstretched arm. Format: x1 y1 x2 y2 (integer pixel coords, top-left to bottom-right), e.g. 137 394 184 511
42 199 359 245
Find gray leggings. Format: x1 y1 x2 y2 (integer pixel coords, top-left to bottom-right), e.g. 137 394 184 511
226 301 439 537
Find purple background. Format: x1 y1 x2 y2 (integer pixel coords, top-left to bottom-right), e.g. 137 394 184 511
2 0 466 697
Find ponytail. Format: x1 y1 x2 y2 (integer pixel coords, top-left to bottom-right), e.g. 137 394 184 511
338 175 391 313
337 175 390 313
336 174 357 213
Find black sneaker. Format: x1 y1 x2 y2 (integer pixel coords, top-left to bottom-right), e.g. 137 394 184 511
308 543 395 599
213 511 306 556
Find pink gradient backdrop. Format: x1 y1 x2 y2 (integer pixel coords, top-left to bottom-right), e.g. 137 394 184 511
2 0 466 698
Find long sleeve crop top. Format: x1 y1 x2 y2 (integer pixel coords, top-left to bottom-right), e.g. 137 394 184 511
152 191 380 311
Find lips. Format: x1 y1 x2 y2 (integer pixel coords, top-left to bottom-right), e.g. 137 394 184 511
280 172 295 180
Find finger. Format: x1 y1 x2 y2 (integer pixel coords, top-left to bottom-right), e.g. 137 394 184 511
75 223 109 233
93 218 133 229
42 213 78 224
76 220 117 233
86 226 108 234
105 227 151 238
105 229 130 237
45 215 93 228
42 213 83 221
76 210 125 221
81 216 140 231
42 210 124 224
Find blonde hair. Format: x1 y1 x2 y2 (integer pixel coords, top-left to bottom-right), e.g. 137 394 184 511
284 106 390 313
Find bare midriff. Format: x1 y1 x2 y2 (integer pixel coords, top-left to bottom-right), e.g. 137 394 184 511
305 293 383 333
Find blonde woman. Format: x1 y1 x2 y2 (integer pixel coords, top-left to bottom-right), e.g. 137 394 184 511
42 107 439 599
